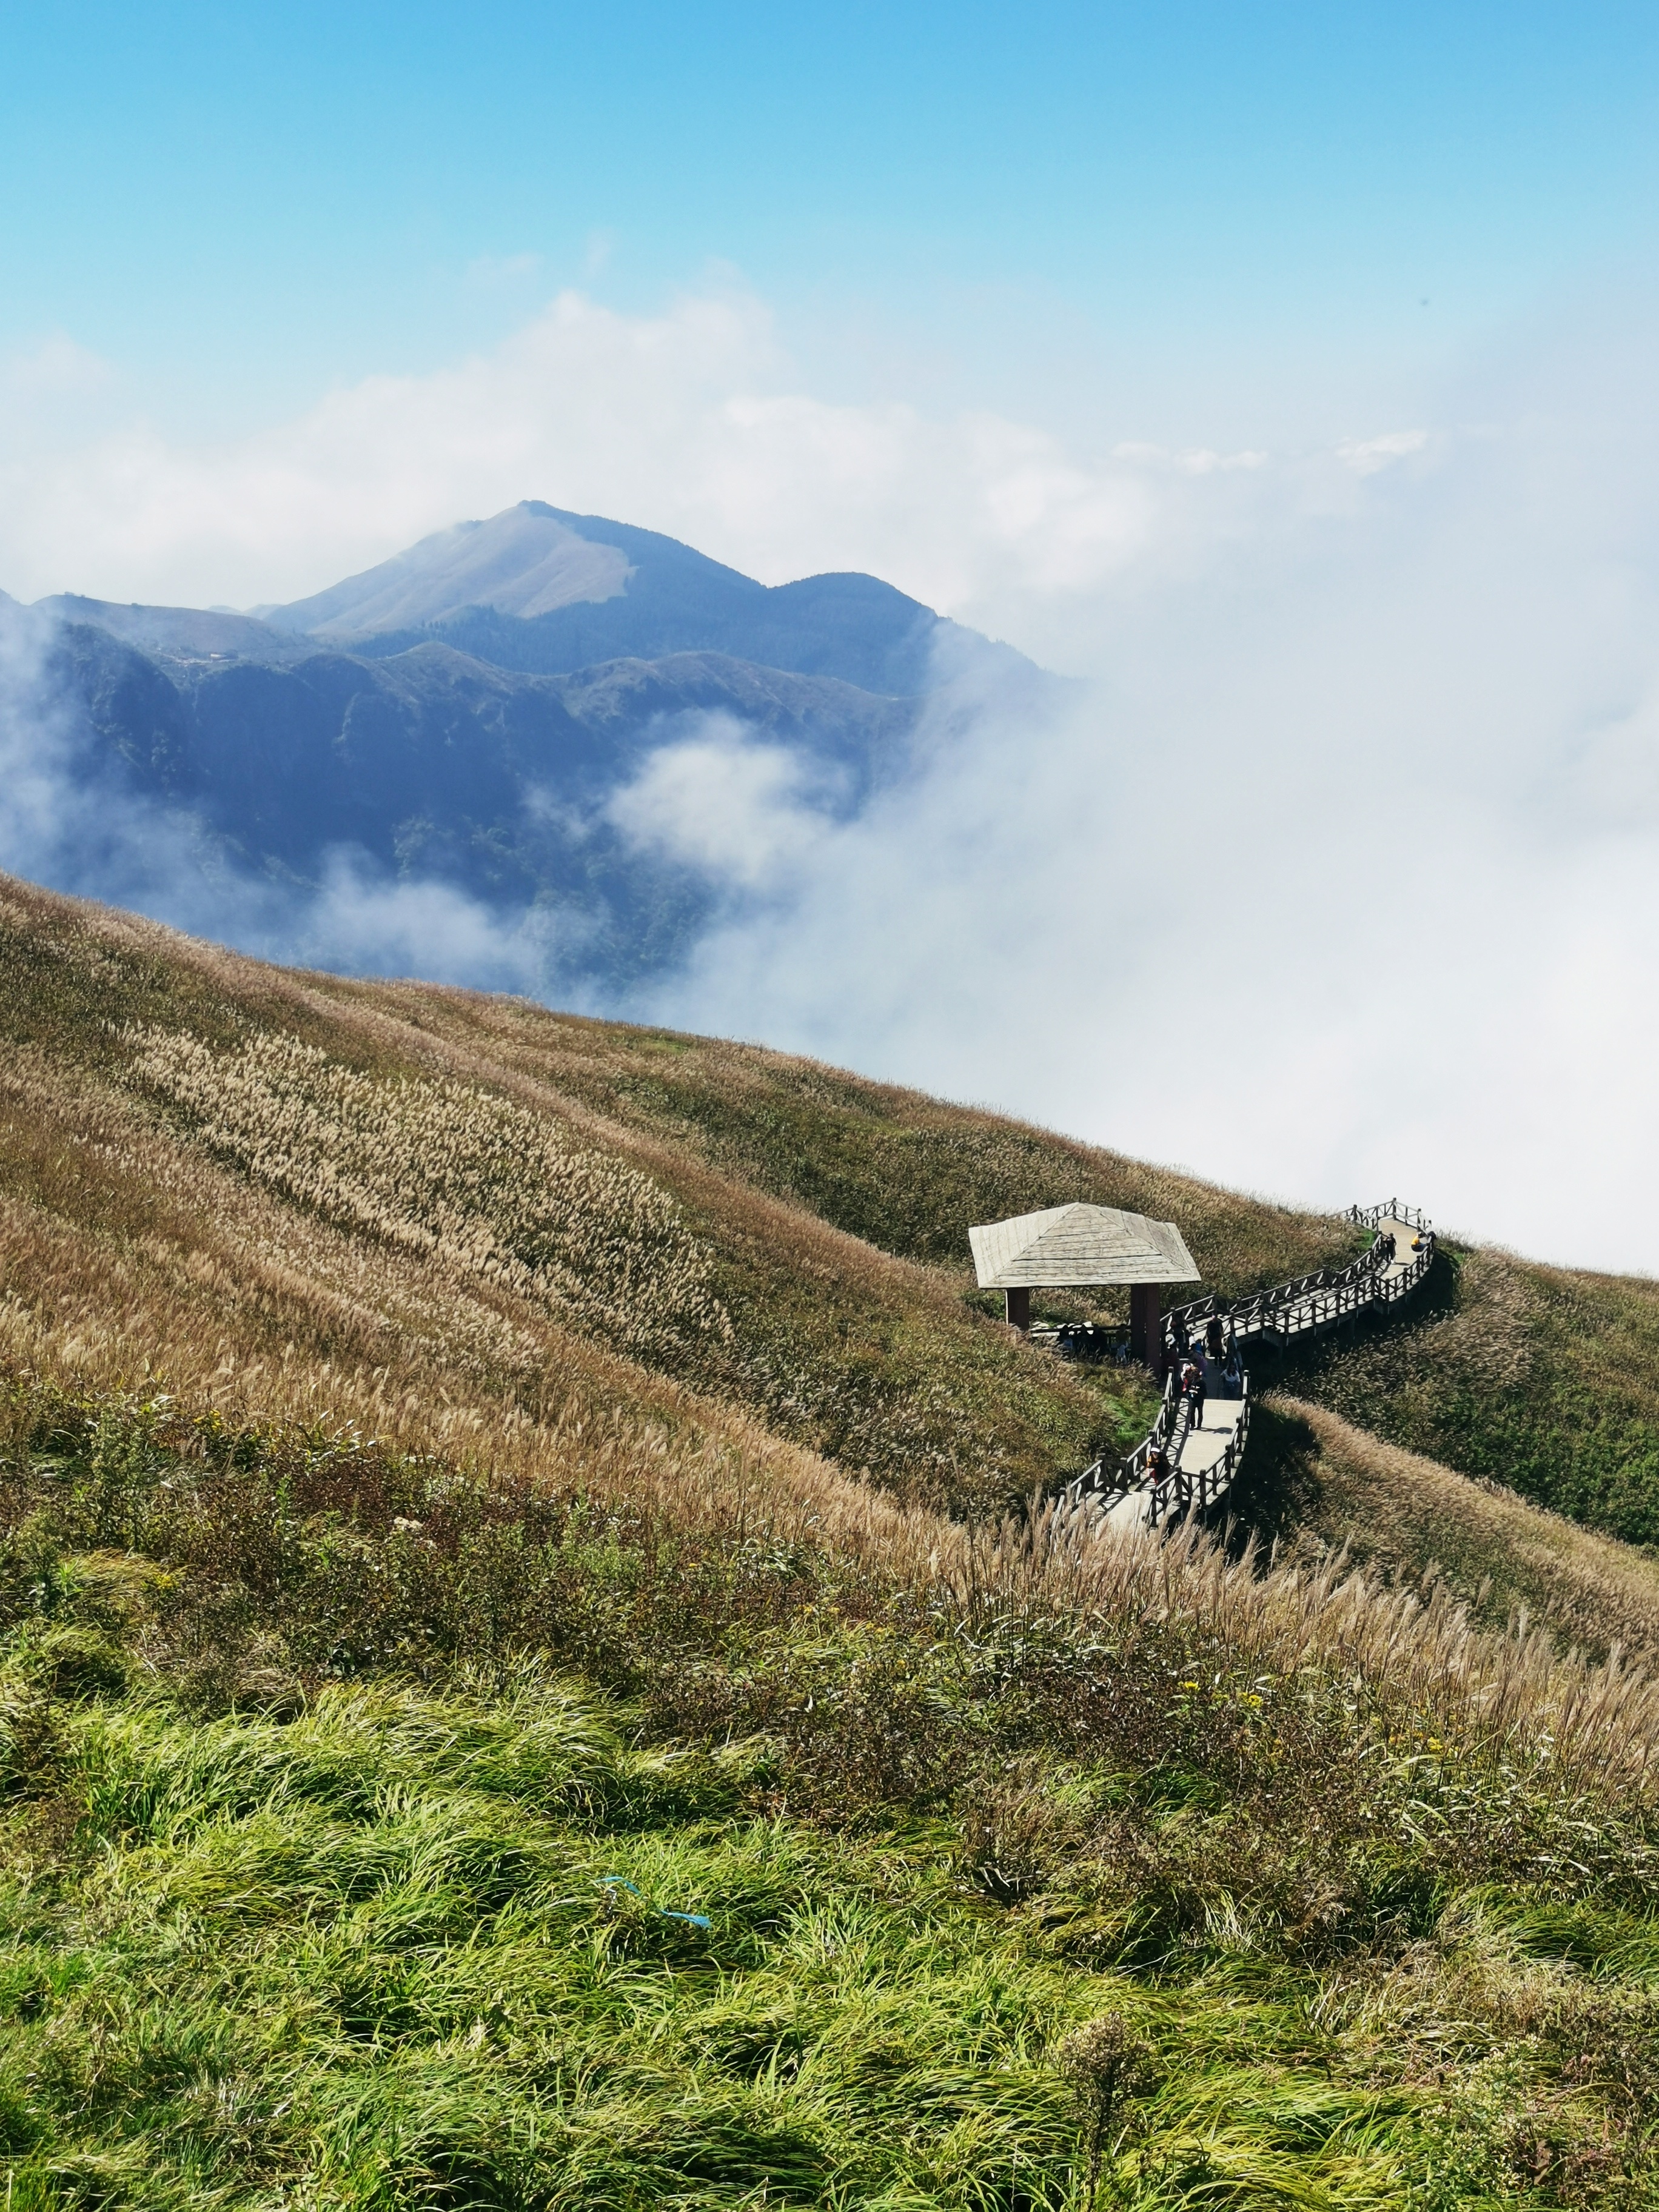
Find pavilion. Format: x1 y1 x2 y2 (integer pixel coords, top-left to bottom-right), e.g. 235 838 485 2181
968 1201 1200 1369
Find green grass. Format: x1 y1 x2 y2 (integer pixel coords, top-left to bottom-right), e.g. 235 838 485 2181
1288 1244 1659 1547
5 1659 1654 2212
7 1663 1469 2212
4 1386 1659 2207
0 1674 1082 2210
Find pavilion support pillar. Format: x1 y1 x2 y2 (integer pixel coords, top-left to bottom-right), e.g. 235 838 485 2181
1130 1281 1163 1372
1004 1287 1031 1332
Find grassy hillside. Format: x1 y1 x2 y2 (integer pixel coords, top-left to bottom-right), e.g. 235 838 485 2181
4 877 1659 2207
0 880 1367 1523
1290 1241 1659 1547
9 1376 1659 2209
1237 1395 1659 1667
387 990 1359 1289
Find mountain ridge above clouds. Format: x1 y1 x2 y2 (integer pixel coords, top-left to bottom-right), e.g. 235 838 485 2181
256 500 1034 697
33 594 312 663
7 501 1055 996
257 502 637 637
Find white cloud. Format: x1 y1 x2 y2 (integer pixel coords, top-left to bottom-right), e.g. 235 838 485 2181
606 716 831 892
1336 427 1429 474
0 286 1292 649
607 333 1659 1276
282 854 561 993
7 283 1659 1273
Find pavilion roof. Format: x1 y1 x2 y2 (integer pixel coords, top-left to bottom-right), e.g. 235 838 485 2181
968 1202 1200 1289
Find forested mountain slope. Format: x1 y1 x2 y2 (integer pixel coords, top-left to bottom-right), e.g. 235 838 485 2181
6 877 1659 2208
50 618 920 978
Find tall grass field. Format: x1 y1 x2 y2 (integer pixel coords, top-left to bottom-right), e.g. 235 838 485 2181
3 876 1659 2208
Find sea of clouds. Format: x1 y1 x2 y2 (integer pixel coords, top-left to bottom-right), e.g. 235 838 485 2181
2 283 1658 1272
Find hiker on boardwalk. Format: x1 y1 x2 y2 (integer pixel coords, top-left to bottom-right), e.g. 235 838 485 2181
1182 1357 1205 1435
1204 1313 1225 1361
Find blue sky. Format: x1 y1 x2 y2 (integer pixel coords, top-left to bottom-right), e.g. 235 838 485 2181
5 1 1658 440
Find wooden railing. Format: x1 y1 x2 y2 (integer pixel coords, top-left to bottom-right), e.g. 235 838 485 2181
1347 1198 1432 1233
1028 1319 1128 1363
1166 1218 1433 1355
1060 1204 1434 1527
1064 1372 1253 1525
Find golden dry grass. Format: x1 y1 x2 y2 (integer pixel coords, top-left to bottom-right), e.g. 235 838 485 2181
1294 1239 1659 1544
331 968 1359 1296
1264 1393 1659 1668
128 1022 730 1360
0 873 1372 1518
0 879 1151 1512
6 873 1659 1806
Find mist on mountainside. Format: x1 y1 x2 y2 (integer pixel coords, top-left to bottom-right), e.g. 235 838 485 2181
0 502 1053 1001
612 308 1659 1276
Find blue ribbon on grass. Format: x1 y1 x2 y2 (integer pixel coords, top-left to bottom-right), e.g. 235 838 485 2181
597 1876 712 1929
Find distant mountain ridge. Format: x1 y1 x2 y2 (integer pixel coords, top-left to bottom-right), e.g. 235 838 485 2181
33 594 312 663
260 501 1010 697
10 502 1051 992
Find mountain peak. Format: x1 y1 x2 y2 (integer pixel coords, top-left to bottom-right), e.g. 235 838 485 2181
254 501 979 696
261 503 637 639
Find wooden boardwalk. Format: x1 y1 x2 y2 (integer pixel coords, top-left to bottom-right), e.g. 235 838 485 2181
1064 1202 1435 1532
